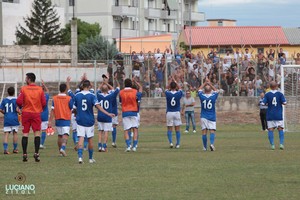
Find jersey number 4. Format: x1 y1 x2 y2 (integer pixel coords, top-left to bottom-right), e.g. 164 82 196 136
203 100 212 109
272 97 277 106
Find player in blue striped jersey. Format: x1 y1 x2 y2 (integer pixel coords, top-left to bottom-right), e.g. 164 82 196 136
73 79 114 164
97 81 120 152
40 80 49 149
165 77 183 149
0 87 20 154
198 78 219 151
262 81 287 150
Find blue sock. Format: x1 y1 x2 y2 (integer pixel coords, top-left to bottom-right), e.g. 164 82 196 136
103 143 107 149
78 148 83 158
128 131 132 141
84 136 88 148
202 135 207 149
279 130 284 145
88 148 93 159
73 131 78 145
167 130 172 143
13 143 18 150
133 140 138 148
98 143 102 149
268 130 274 145
112 128 117 143
3 143 8 151
175 131 181 145
41 131 46 145
125 139 130 148
61 145 66 151
210 133 215 145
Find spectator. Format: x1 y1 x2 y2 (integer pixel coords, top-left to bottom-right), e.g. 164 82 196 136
181 91 196 133
224 51 233 65
114 66 125 89
292 52 300 64
165 45 173 77
154 83 163 98
154 48 163 64
234 48 242 62
242 47 254 61
254 76 263 96
247 83 255 97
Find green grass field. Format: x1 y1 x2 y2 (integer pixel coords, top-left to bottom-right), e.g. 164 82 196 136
0 124 299 200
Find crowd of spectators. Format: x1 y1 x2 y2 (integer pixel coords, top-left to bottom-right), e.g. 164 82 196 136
108 46 299 97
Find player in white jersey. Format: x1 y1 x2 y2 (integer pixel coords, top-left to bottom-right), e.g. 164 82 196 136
198 78 219 151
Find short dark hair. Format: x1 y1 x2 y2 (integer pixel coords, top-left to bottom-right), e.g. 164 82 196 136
7 87 15 96
124 78 132 87
59 83 67 93
82 80 91 89
170 81 177 89
26 72 36 82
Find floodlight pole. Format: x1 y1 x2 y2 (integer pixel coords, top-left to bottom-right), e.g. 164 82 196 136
0 0 3 45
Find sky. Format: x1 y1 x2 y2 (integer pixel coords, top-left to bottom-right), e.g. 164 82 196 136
198 0 300 27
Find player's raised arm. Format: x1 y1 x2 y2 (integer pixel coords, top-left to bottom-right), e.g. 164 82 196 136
41 79 49 94
132 77 142 93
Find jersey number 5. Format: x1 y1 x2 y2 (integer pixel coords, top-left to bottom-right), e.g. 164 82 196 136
82 99 87 111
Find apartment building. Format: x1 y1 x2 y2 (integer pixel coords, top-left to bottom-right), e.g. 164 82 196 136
53 0 204 41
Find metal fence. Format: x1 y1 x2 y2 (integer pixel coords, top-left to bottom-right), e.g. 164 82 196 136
0 55 296 98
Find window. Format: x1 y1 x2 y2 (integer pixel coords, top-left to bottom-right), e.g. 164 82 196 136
218 21 223 26
257 48 264 54
69 0 74 6
167 24 170 32
3 0 15 3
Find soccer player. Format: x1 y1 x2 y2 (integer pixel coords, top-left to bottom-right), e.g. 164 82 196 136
97 80 119 152
119 78 142 152
40 80 49 149
165 77 183 149
198 78 219 151
49 82 73 156
0 87 20 154
73 79 114 164
262 81 287 150
258 92 268 133
17 72 46 162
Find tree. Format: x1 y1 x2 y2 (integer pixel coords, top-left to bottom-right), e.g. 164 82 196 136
15 0 63 45
78 35 118 61
61 19 101 45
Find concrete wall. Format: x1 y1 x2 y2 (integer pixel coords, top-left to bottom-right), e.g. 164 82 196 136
0 45 71 60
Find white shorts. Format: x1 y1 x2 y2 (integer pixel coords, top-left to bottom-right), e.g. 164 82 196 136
133 70 140 77
77 125 94 138
122 116 139 130
71 113 77 130
267 120 284 129
3 126 19 133
201 118 216 130
97 122 113 132
41 121 48 130
112 116 119 125
56 126 70 136
166 112 182 127
137 113 140 127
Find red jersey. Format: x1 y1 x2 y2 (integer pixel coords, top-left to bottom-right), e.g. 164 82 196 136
17 84 46 113
52 94 72 120
119 88 138 112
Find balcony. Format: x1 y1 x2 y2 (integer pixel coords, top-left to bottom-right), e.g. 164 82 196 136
112 28 139 39
183 11 205 22
111 5 138 17
144 8 162 18
161 10 177 20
